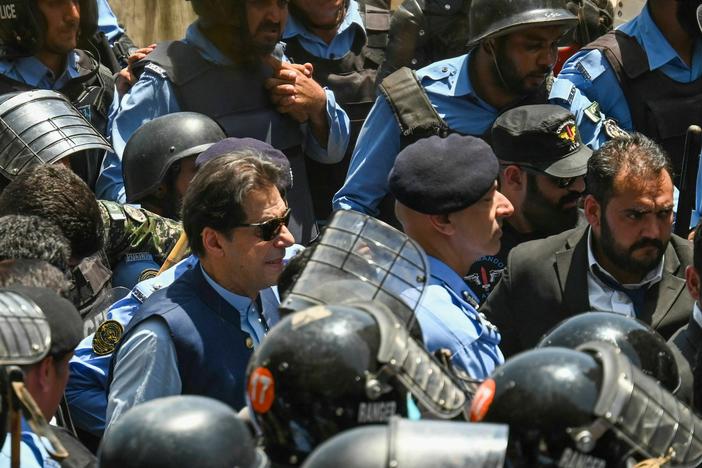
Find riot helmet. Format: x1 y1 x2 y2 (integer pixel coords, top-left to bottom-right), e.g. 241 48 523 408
471 344 702 467
98 395 268 468
0 0 97 58
537 312 682 394
246 302 467 466
279 209 429 335
302 417 508 468
122 112 225 203
0 90 110 182
466 0 578 47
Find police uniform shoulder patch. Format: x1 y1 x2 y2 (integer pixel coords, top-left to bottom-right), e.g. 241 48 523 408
137 268 159 283
144 62 168 79
603 118 630 139
123 205 147 224
92 320 125 356
584 101 601 124
102 200 126 222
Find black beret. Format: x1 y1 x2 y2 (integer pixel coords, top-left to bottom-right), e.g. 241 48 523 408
388 134 499 214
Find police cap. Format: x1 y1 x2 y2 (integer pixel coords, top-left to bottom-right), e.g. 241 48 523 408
388 134 499 215
492 104 591 178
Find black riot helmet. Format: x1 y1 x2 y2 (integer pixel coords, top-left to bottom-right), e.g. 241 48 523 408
471 344 702 467
279 210 429 336
466 0 578 47
122 112 225 203
0 0 97 58
537 312 682 394
302 417 509 468
98 395 268 468
246 302 467 466
0 90 110 183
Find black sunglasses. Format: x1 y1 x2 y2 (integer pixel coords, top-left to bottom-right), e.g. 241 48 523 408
503 164 580 189
233 208 292 241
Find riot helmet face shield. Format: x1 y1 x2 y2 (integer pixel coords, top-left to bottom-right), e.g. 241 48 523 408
246 303 467 466
279 210 429 333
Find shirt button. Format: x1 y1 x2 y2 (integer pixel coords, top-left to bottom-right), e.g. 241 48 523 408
418 29 425 36
245 337 254 349
444 3 451 9
441 66 448 73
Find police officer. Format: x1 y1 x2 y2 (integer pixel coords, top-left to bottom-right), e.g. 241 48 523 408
67 138 301 444
98 395 267 468
388 134 513 378
0 0 115 189
122 112 226 220
333 0 582 218
283 0 390 220
97 0 351 245
551 0 702 182
466 104 590 302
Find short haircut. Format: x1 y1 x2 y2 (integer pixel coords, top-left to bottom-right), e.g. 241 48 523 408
0 165 104 260
182 152 283 257
0 215 71 271
586 133 673 207
0 259 71 297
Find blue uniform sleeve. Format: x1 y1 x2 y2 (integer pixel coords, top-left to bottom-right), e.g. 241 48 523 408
332 95 401 215
96 72 181 202
105 317 181 432
551 50 634 131
96 0 125 43
303 88 350 164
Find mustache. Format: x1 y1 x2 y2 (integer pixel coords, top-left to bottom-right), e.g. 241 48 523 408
629 238 665 253
256 21 281 33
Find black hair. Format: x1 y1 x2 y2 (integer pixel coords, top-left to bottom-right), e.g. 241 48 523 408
0 215 71 272
586 133 673 208
182 154 283 257
0 165 104 260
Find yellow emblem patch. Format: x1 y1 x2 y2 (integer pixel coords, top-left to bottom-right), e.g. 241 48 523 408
558 122 577 144
92 320 125 356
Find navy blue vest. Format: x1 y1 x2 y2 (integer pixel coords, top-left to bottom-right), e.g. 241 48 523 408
110 264 253 410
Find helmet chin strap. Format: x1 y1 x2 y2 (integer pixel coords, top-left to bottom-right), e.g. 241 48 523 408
486 40 513 94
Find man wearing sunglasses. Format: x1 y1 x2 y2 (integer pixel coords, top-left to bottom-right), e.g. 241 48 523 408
466 104 590 302
104 153 295 430
483 133 694 358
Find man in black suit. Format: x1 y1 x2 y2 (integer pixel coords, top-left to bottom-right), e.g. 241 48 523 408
669 222 702 376
483 133 694 358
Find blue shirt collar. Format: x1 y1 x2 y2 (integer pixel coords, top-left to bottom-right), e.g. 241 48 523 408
283 0 366 43
620 3 702 71
0 52 80 88
427 255 479 302
200 264 254 316
418 52 475 98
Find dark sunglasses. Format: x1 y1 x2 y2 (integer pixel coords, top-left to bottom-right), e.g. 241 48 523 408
503 164 580 189
233 208 292 241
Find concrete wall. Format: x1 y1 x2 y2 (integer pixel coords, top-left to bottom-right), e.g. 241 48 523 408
109 0 197 46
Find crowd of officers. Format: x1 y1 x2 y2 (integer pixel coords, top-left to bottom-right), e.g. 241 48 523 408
3 0 702 466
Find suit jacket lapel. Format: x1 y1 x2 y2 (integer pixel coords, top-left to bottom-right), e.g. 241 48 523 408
555 227 590 315
647 244 686 329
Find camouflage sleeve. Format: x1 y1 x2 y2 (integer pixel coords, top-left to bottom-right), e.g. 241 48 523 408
99 200 184 267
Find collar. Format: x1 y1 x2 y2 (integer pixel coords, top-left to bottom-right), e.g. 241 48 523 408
283 0 366 43
693 302 702 328
200 264 254 315
417 52 474 98
620 3 702 72
427 255 479 303
586 227 664 289
1 52 80 88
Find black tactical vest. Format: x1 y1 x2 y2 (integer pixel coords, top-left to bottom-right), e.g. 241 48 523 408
0 50 114 189
284 3 391 221
584 30 702 178
138 41 319 244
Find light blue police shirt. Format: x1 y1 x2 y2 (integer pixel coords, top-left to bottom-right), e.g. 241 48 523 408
96 21 351 202
0 52 81 90
96 0 124 43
